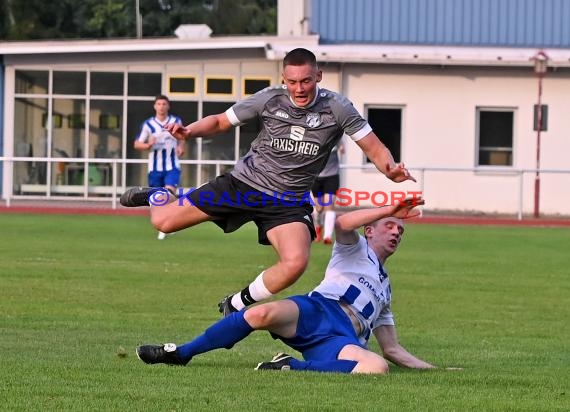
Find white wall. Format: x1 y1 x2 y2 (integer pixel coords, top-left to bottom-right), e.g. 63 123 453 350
331 64 570 216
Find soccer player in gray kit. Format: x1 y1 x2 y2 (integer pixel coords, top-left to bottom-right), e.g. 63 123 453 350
121 48 415 316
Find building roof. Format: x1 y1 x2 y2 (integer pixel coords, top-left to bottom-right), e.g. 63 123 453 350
311 0 570 49
2 34 570 69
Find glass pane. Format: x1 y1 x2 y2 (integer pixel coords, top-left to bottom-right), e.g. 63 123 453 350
87 162 112 186
126 100 153 186
14 97 49 160
478 150 512 166
367 108 401 163
202 102 235 161
91 72 124 95
89 100 123 158
15 70 48 94
126 163 146 187
171 101 199 160
14 161 47 195
60 162 83 185
206 78 233 94
87 163 122 197
169 77 195 93
479 111 513 147
180 164 199 189
53 71 86 95
52 161 83 197
53 98 86 159
244 79 270 95
128 73 161 96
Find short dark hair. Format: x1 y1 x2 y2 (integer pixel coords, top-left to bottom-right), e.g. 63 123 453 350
155 94 170 103
283 48 317 68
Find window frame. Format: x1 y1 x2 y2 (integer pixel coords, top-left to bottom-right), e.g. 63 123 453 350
475 106 516 168
204 76 235 97
242 77 272 96
168 75 197 96
363 104 404 167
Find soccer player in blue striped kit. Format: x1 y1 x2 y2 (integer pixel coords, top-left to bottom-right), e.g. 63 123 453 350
136 197 438 373
134 94 185 240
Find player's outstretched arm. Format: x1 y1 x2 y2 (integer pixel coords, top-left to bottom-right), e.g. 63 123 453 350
164 113 233 141
374 325 436 369
356 132 416 183
334 197 424 244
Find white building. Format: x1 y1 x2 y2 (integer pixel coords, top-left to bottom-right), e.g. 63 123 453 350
1 0 569 216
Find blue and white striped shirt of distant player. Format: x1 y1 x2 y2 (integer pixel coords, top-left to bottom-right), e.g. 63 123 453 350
311 235 395 345
136 115 183 172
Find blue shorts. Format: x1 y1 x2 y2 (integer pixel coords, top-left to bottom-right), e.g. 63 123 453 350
148 169 181 188
272 293 365 361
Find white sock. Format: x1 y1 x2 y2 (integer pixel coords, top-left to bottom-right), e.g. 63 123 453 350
230 293 245 310
323 210 336 239
231 271 273 310
249 272 273 301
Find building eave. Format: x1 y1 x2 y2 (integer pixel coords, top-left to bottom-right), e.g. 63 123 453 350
0 35 319 56
266 43 570 69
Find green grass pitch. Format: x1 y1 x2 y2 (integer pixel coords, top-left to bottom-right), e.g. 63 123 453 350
1 213 569 411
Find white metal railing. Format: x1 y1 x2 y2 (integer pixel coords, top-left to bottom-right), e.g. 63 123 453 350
342 164 570 220
1 156 569 219
0 156 236 209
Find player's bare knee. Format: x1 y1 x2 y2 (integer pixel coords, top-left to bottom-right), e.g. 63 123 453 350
243 305 273 328
150 212 172 232
280 256 309 278
370 358 389 374
353 358 389 374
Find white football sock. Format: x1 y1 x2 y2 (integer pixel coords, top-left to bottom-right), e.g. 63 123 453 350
231 272 273 310
249 272 273 301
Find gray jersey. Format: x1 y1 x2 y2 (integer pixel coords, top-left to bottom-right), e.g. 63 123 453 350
226 85 372 199
318 145 340 178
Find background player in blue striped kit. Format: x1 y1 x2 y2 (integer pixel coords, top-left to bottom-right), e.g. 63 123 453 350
134 94 185 239
136 197 439 374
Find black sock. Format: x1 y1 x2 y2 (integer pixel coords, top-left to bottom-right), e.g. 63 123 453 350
165 187 178 198
240 286 257 307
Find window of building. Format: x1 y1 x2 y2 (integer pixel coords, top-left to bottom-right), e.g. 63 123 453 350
128 72 161 96
9 65 277 199
15 70 48 94
53 71 86 95
201 101 235 161
477 109 514 166
365 107 402 163
13 97 49 194
91 72 124 96
201 101 235 181
244 78 271 95
205 77 234 95
90 100 123 159
169 76 196 94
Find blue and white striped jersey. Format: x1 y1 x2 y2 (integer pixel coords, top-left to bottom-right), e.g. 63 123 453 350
311 235 395 345
136 115 183 172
